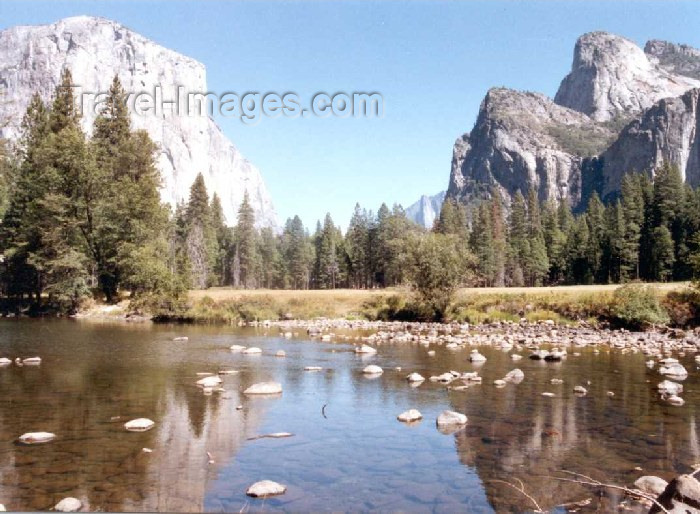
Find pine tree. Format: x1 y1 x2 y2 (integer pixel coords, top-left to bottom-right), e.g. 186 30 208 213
585 192 606 282
651 225 675 281
524 188 549 286
235 191 259 289
507 191 528 286
346 204 369 288
184 173 216 289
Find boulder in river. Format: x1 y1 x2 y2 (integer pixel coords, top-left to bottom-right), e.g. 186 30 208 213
363 365 383 375
355 345 377 354
469 350 487 363
659 362 688 380
530 349 549 360
275 350 286 357
436 410 468 426
246 480 287 498
406 372 425 383
173 336 189 342
634 475 668 496
196 376 222 388
18 431 56 444
397 409 423 422
124 418 155 432
573 385 588 396
22 356 41 365
650 470 700 513
0 357 11 366
658 380 683 395
304 366 323 371
504 368 524 384
243 347 262 355
54 497 82 512
244 382 283 395
230 345 247 352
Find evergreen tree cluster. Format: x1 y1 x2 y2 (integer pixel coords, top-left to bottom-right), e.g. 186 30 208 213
466 164 700 287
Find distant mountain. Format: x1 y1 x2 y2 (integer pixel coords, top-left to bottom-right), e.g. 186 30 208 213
447 31 700 211
0 16 277 227
405 191 445 228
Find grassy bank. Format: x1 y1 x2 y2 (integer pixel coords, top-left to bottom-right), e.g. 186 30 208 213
147 282 699 328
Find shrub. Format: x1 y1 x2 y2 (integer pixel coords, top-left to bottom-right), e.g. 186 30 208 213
610 284 669 329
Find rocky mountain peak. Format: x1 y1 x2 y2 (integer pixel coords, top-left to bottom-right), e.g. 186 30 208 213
555 31 700 122
0 16 277 227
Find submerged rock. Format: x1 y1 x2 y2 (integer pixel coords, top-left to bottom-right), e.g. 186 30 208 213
244 382 283 395
18 432 56 444
397 409 423 422
246 480 287 498
436 410 468 426
54 497 82 512
124 418 155 432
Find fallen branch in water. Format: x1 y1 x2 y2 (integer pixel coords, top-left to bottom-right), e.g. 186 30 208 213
322 403 328 419
490 477 544 513
549 470 669 514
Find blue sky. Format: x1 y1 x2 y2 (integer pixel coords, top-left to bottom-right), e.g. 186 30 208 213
2 1 700 229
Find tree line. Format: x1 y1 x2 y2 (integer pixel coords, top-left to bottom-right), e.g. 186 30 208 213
0 69 699 316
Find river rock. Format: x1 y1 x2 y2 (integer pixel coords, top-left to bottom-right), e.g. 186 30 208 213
54 497 82 512
397 409 423 422
658 380 683 395
246 480 287 498
124 418 155 432
22 356 41 365
574 385 588 395
304 366 323 371
196 375 222 388
530 349 549 360
493 379 506 387
660 362 688 380
355 345 377 354
504 368 525 383
406 372 425 383
230 345 247 352
651 472 700 513
436 410 468 426
511 354 523 361
634 475 668 496
243 347 262 355
173 336 189 341
469 350 487 363
665 394 685 406
363 365 383 374
275 350 286 357
0 357 11 365
244 382 283 395
18 431 56 444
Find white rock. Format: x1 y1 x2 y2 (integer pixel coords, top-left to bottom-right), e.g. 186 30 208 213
321 334 332 342
244 382 282 395
124 418 155 432
397 409 423 422
493 379 506 387
54 497 82 512
355 345 377 354
243 347 262 355
363 365 383 375
634 475 668 496
666 394 685 406
18 431 56 444
574 386 588 395
511 354 523 361
218 369 238 375
542 392 555 397
246 480 287 498
504 369 525 384
469 350 487 363
275 350 286 357
304 366 322 371
283 332 292 339
230 345 247 352
22 356 41 365
660 362 688 379
427 350 436 357
197 376 222 388
173 336 189 342
0 357 11 365
436 410 468 426
658 380 683 395
406 372 425 383
550 378 564 385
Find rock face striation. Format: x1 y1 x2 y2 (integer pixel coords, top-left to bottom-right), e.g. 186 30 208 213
447 32 700 211
405 191 445 228
0 16 277 227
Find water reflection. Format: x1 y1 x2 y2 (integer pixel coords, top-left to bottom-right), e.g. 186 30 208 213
0 320 699 512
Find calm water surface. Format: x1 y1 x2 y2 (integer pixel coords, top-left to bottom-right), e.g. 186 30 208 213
0 319 699 512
